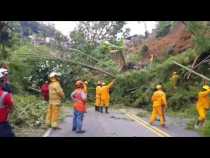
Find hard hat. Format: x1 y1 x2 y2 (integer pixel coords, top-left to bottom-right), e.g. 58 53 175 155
75 80 82 85
97 81 101 84
0 72 4 79
0 68 8 78
75 80 83 88
49 72 61 78
173 71 177 74
156 85 162 89
102 82 105 86
203 85 209 90
84 81 88 84
0 68 8 74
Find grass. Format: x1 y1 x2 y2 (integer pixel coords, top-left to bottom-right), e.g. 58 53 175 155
136 111 149 118
199 120 210 137
14 127 47 137
167 106 197 119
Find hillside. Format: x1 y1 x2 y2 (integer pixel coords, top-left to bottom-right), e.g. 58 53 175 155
125 22 194 66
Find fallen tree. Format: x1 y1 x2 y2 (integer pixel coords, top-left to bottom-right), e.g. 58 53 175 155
172 60 210 81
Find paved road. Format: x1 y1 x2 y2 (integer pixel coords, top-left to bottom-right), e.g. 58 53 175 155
47 108 200 137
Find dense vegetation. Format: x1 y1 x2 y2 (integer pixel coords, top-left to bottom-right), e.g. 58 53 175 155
1 21 210 136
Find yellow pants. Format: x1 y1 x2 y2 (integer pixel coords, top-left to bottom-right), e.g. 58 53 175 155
96 97 101 107
150 106 165 126
197 107 208 122
46 104 60 128
101 99 109 107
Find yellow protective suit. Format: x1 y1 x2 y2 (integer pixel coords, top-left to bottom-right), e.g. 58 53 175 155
170 74 179 89
46 79 65 128
196 89 210 122
101 81 114 107
95 86 102 107
150 90 167 126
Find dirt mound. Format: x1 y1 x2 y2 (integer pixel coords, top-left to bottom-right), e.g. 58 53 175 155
146 22 193 59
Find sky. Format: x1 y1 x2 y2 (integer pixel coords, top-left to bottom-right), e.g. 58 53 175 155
43 21 158 37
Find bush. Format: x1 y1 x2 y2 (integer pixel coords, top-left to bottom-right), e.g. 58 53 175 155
156 21 174 38
10 95 48 128
199 118 210 136
141 45 148 55
111 48 204 113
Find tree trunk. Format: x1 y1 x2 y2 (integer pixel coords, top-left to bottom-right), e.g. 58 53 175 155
173 61 210 81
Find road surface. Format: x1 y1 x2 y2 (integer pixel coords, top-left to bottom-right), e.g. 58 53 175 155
46 108 200 137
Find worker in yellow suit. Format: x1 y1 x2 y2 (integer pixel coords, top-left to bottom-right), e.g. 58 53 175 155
95 81 102 112
195 85 210 128
170 71 179 89
83 81 88 94
46 72 65 129
149 85 167 127
100 80 116 113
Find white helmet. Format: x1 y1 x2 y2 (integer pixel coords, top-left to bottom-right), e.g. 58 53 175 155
0 72 4 79
0 68 8 78
49 72 61 78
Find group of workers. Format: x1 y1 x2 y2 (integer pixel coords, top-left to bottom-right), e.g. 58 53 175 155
149 71 210 129
0 63 209 137
95 80 115 113
41 70 115 133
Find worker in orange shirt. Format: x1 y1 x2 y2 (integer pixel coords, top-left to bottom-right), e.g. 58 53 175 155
71 80 87 133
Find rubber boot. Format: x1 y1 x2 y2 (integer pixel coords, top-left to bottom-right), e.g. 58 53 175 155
95 106 97 112
105 107 109 113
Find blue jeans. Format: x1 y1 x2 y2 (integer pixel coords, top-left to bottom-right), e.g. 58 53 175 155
73 110 84 132
0 122 15 137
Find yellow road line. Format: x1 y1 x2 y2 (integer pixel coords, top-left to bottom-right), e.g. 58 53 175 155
125 113 164 137
121 109 171 137
127 112 171 137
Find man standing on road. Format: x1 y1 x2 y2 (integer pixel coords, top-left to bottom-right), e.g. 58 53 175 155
0 71 15 137
149 85 167 127
46 72 65 129
195 85 210 128
100 80 116 113
95 81 102 112
71 80 87 134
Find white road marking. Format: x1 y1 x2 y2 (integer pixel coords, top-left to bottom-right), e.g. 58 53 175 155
43 128 52 137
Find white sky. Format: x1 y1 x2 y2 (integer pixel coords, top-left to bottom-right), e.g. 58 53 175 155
43 21 158 37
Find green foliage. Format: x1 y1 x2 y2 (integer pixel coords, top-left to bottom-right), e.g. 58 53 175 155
156 21 175 38
112 48 204 112
127 52 143 64
0 21 21 59
10 95 48 128
141 45 148 56
186 21 210 54
69 21 129 51
200 118 210 136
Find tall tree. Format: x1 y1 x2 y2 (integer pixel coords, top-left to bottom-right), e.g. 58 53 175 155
0 21 13 59
69 21 129 50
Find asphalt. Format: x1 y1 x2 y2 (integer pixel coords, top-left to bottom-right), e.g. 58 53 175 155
48 108 200 137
